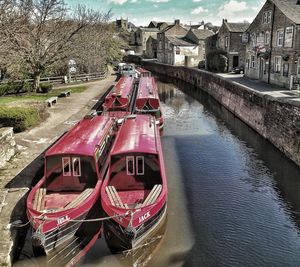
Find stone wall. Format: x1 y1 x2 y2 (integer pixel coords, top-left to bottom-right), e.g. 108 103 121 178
0 128 16 168
141 60 300 167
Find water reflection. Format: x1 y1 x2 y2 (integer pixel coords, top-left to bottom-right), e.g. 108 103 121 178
157 77 300 267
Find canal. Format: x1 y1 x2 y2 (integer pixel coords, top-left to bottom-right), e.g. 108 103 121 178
84 77 300 267
17 78 300 266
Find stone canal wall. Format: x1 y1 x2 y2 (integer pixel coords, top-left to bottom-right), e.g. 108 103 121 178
141 61 300 167
0 127 16 168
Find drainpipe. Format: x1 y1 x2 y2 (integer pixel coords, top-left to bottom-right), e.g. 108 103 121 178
268 2 276 84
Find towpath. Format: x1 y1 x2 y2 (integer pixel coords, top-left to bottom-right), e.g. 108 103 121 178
217 73 300 101
0 70 117 265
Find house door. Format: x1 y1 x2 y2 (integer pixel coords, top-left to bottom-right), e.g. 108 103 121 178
233 56 239 68
259 57 264 80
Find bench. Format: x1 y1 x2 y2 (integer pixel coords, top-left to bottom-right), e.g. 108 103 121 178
33 188 47 212
59 90 71 97
46 96 58 107
106 186 128 209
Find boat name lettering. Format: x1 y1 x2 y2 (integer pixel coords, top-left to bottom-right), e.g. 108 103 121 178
57 215 70 225
138 211 150 224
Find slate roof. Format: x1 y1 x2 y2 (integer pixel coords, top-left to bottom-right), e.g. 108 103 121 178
190 29 215 40
138 27 159 32
271 0 300 24
225 22 250 32
166 36 196 46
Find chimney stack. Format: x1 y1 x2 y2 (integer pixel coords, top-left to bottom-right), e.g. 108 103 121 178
174 19 180 25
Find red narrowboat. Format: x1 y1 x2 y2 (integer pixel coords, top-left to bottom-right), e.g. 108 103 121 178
26 115 116 266
136 67 151 77
101 115 167 252
103 77 135 112
135 77 164 130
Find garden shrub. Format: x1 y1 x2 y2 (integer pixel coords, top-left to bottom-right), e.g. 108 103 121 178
0 82 32 96
0 106 40 132
40 82 53 93
207 50 228 72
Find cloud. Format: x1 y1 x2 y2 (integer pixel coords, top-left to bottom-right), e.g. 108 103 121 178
217 0 248 18
191 6 208 14
108 0 128 4
147 0 170 2
193 0 202 2
154 4 158 7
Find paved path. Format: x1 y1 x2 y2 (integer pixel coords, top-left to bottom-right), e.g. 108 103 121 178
217 73 300 102
0 71 117 265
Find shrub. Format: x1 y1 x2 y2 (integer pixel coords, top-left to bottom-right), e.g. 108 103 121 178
0 106 40 132
40 82 53 93
207 50 228 72
0 82 32 96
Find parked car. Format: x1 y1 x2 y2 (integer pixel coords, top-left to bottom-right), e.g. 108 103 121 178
231 66 244 74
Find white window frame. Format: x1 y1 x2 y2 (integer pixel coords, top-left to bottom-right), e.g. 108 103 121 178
126 156 135 175
225 36 228 48
274 56 282 73
62 157 71 176
297 58 300 76
264 31 270 45
263 11 272 24
284 26 294 48
136 156 144 175
72 157 81 177
277 30 284 47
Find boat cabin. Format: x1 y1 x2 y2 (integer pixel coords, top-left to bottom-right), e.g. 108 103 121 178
31 116 115 213
135 77 163 127
136 67 151 77
103 77 135 112
104 115 165 210
120 64 138 78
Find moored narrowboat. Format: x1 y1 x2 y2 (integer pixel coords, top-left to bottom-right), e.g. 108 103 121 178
26 115 116 266
103 77 135 112
135 76 164 129
101 115 167 252
136 67 151 77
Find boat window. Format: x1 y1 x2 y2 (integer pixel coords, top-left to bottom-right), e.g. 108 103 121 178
136 156 144 175
62 157 71 176
126 156 135 175
72 157 81 176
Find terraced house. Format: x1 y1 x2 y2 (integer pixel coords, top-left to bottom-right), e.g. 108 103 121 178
244 0 300 89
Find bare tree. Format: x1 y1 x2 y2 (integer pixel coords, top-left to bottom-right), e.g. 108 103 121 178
0 0 111 91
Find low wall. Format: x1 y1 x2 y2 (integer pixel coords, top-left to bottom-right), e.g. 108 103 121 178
142 61 300 167
0 128 16 168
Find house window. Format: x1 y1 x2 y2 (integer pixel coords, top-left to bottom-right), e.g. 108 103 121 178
264 32 270 45
277 30 284 46
246 59 250 69
274 56 281 73
251 55 255 68
252 33 256 48
263 11 272 24
176 46 180 55
225 36 228 48
284 26 294 48
297 58 300 76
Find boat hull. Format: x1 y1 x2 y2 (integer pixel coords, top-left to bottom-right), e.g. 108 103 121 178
103 203 167 253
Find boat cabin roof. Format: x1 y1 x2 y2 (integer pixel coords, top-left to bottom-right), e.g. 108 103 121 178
106 77 134 99
46 116 114 157
136 77 159 100
111 115 158 156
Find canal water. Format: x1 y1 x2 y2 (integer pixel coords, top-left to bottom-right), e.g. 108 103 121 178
17 78 300 266
82 78 300 267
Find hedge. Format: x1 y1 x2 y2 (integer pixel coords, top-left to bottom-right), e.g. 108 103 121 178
0 106 40 132
0 82 31 96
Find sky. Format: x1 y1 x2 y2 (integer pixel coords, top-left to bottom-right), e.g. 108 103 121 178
66 0 266 26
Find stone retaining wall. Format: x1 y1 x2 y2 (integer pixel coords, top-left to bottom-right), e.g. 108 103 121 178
0 128 16 168
142 61 300 167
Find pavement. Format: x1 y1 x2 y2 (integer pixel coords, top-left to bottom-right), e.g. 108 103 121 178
0 70 117 265
217 73 300 102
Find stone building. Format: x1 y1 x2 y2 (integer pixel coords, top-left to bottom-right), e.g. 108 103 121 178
244 0 300 89
133 27 159 54
146 36 158 58
216 19 250 71
157 20 188 64
185 28 215 62
148 21 170 31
